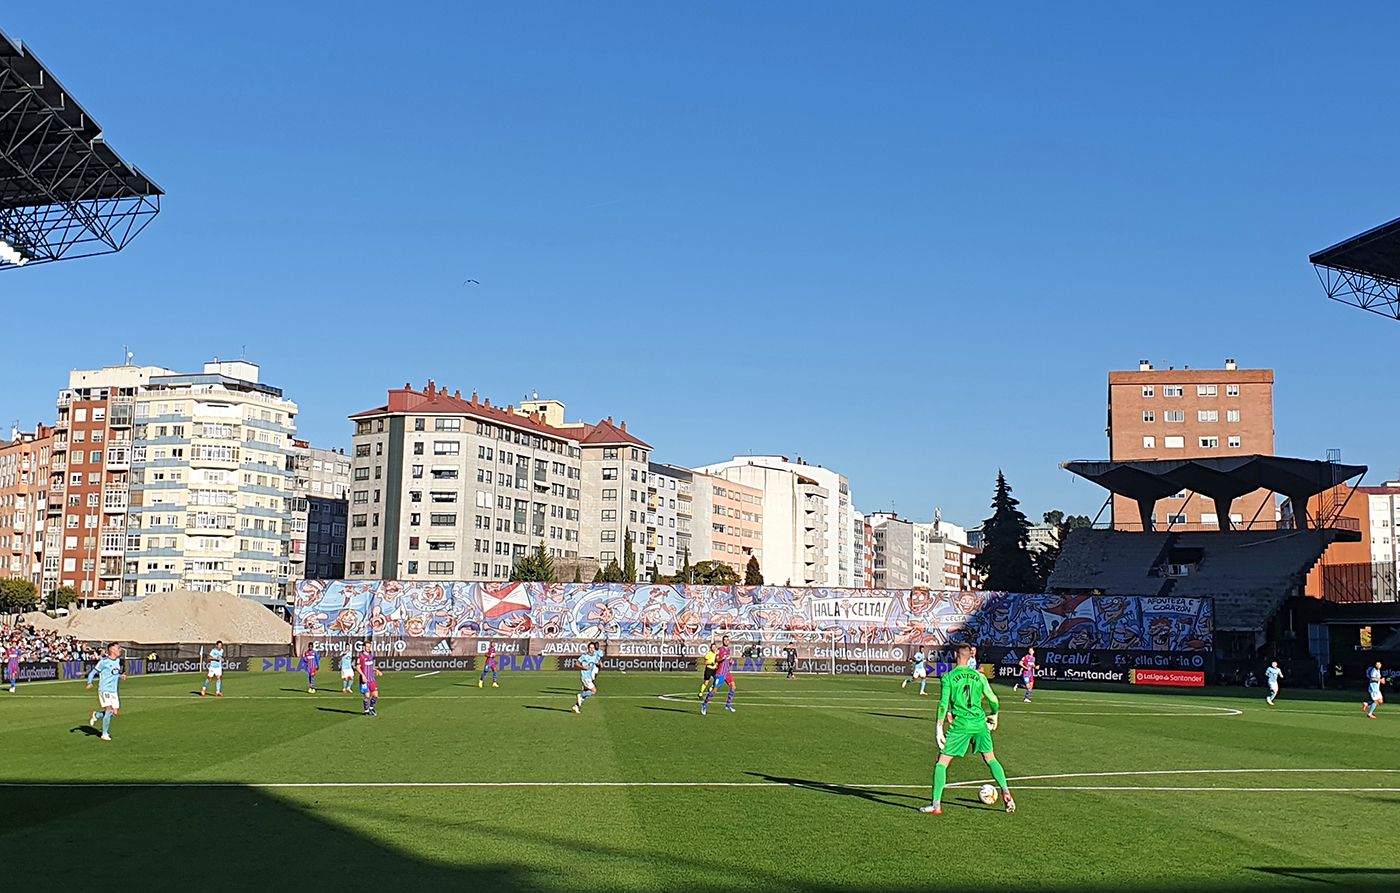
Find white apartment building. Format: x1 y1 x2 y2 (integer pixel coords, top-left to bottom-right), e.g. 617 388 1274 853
1365 485 1400 583
696 455 854 587
124 361 299 604
646 463 688 577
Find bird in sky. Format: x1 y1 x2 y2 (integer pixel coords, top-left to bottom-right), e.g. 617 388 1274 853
464 279 480 285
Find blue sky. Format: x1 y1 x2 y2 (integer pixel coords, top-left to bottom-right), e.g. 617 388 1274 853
4 3 1399 527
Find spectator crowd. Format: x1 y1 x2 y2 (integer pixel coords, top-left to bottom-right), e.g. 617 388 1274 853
0 623 100 663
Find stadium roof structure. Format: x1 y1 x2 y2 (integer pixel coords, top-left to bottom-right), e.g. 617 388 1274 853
1310 216 1400 320
1062 455 1366 532
0 28 161 269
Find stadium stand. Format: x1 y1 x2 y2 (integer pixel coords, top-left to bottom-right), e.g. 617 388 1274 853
1051 456 1365 654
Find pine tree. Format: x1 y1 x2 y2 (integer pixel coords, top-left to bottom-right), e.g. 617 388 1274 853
971 471 1040 592
591 567 604 584
744 555 763 585
622 530 637 583
601 560 625 584
649 562 661 583
679 548 692 585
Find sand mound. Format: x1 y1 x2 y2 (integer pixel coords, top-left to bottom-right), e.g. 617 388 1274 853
18 611 67 631
59 590 291 645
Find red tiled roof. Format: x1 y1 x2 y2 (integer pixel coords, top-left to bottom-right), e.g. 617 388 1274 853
349 382 649 447
576 417 649 448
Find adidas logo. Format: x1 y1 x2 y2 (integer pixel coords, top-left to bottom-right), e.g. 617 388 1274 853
431 640 453 656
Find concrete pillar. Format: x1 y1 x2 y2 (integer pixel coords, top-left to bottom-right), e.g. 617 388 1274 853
1214 496 1234 531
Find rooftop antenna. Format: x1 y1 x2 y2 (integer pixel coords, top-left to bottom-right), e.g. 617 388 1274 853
122 346 133 366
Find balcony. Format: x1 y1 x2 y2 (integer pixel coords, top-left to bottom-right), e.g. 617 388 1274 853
56 393 72 409
108 407 133 428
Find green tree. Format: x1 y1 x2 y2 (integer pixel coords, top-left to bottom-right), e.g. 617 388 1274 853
649 562 661 583
690 561 740 586
971 471 1039 592
744 555 763 585
0 578 38 613
600 560 626 584
573 567 583 584
50 585 78 609
622 530 637 583
679 548 692 585
591 567 604 584
509 542 557 582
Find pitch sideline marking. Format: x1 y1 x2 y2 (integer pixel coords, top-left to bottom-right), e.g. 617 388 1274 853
413 671 442 679
2 769 1396 791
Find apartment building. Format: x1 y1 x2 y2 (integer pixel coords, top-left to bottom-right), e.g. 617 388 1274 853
346 384 585 582
287 441 350 592
1107 359 1275 530
649 464 697 571
48 364 172 601
123 361 298 604
0 424 53 587
697 455 854 587
687 471 763 577
852 511 874 588
867 512 931 589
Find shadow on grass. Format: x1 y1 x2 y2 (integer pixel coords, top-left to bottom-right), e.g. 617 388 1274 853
68 726 100 737
638 705 690 715
315 706 364 715
865 711 923 721
522 705 574 714
0 783 1389 892
744 772 923 811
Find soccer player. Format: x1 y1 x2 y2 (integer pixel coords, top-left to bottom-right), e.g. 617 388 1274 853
200 640 226 697
340 649 355 693
702 634 736 716
1364 661 1385 719
479 643 499 688
358 643 379 716
699 641 718 699
785 645 798 680
921 643 1016 816
1265 660 1283 706
5 636 19 693
303 645 320 694
86 643 126 742
1015 648 1039 703
572 641 601 714
902 646 929 696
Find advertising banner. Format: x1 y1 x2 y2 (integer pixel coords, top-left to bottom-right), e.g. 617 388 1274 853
1130 669 1207 687
291 582 1214 676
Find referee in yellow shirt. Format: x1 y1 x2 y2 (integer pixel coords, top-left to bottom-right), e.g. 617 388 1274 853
699 642 718 699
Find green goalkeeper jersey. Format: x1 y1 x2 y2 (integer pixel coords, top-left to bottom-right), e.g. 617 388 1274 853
938 664 999 731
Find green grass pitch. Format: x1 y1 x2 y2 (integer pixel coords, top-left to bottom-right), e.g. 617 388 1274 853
0 669 1395 892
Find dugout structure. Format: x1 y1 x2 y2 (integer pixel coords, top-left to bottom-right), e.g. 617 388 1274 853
1311 216 1400 321
0 28 161 269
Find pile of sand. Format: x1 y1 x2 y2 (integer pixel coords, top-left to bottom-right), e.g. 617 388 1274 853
17 611 67 631
54 590 291 645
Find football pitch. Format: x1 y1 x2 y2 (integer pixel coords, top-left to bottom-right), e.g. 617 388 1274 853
0 670 1395 893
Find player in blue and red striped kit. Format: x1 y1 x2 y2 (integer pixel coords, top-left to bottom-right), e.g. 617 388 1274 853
701 635 737 716
478 643 499 688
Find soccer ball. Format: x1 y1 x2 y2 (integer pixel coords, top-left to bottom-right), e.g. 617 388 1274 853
978 784 999 806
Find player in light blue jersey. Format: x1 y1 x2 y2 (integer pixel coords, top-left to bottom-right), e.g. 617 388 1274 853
1264 660 1282 706
571 641 601 715
902 646 929 696
86 643 126 742
201 640 226 698
1364 661 1385 719
340 650 355 693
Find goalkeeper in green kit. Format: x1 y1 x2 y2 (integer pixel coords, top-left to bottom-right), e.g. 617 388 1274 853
920 643 1017 815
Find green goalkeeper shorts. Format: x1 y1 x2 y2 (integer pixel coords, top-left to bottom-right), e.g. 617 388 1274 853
942 726 993 757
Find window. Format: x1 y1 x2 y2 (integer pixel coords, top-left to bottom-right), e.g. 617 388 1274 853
428 561 454 575
1197 410 1218 423
406 560 419 574
1164 410 1185 423
430 513 457 526
1163 386 1183 398
349 561 365 575
1167 514 1188 525
603 448 619 459
430 491 458 503
1141 386 1154 398
1226 409 1240 423
602 467 619 480
408 536 420 549
413 418 425 431
601 530 617 542
352 514 368 527
410 513 421 526
1142 436 1156 449
601 510 617 522
1225 384 1240 397
352 490 369 504
433 441 460 455
602 488 618 501
600 551 616 562
1197 384 1217 397
354 467 370 481
1228 435 1241 449
412 442 424 455
350 538 366 551
435 418 462 432
432 468 459 480
1199 436 1219 449
1164 436 1185 449
1142 411 1155 423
